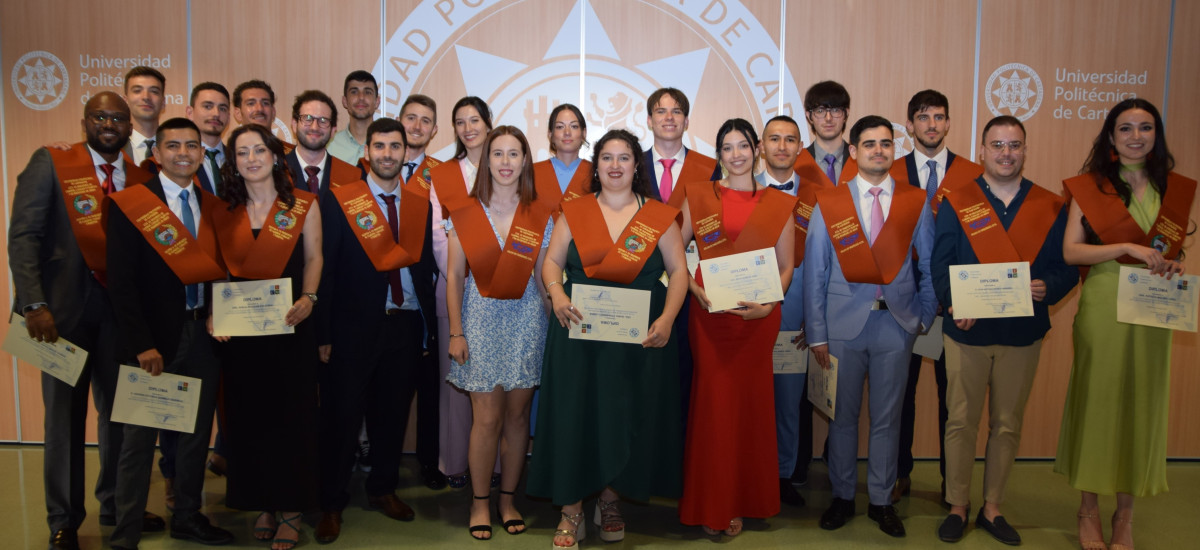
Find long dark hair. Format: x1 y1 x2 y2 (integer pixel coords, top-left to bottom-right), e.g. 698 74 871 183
586 129 653 197
471 126 537 207
1080 98 1174 204
222 124 296 210
547 103 589 154
451 96 493 160
714 118 760 197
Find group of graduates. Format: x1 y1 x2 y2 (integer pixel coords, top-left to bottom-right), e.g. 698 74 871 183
11 64 1193 550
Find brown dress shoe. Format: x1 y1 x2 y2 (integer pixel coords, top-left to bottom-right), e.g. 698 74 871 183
368 493 415 521
315 511 343 544
891 477 911 504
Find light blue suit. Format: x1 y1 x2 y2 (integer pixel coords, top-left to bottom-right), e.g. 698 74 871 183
802 175 936 506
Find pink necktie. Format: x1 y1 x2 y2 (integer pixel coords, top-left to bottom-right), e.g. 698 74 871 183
868 186 884 299
659 158 676 202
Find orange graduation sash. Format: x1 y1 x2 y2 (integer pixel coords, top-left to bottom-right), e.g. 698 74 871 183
791 157 858 266
1063 173 1196 267
534 158 593 204
48 143 151 273
330 180 427 272
944 178 1064 264
108 184 225 283
561 194 679 284
211 189 316 279
430 160 472 220
445 179 559 299
664 151 717 209
404 156 442 199
326 155 366 191
686 181 795 260
815 179 924 285
891 156 984 216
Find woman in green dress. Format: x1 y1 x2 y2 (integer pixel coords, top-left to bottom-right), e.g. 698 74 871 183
528 129 689 548
1057 98 1195 550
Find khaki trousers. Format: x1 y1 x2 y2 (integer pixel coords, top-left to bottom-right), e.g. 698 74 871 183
943 337 1043 507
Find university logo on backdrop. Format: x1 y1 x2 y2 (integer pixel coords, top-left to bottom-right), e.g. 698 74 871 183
11 50 69 111
985 62 1044 121
373 0 804 160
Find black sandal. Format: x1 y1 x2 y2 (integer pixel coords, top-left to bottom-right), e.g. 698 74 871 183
470 494 492 540
497 490 527 535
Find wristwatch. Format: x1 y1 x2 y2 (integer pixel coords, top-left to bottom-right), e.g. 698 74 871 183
303 292 318 304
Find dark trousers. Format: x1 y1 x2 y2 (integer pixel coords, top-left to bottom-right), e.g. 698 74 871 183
319 310 424 511
158 426 225 479
111 319 220 548
42 289 122 532
897 352 948 480
414 342 440 469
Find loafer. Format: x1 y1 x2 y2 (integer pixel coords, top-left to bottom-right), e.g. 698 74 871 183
48 528 80 550
368 493 415 521
779 478 805 507
867 504 907 537
891 477 911 504
421 464 447 490
819 498 855 530
170 513 234 545
976 509 1021 546
938 512 968 543
315 511 343 544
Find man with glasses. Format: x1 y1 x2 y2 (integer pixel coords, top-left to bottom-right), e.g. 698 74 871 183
799 81 852 187
931 116 1076 544
891 90 983 505
328 70 380 166
10 92 157 550
285 90 365 198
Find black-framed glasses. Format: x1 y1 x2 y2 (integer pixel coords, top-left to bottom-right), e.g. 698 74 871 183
298 114 332 128
88 113 130 125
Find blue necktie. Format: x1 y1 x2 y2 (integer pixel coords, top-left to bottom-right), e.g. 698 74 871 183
769 181 794 191
926 159 939 203
180 189 199 309
823 153 837 184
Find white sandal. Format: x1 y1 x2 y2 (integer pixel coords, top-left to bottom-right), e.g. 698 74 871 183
594 499 625 542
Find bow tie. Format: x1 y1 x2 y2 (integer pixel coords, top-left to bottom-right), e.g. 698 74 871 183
769 181 795 191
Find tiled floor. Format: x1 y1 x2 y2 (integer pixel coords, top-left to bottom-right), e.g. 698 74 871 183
3 445 1196 549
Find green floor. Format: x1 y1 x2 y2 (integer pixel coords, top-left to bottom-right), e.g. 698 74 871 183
2 445 1196 549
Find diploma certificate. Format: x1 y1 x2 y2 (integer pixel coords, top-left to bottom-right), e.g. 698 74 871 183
912 316 945 359
3 313 88 386
772 331 807 374
700 247 785 312
1116 267 1198 332
111 365 202 433
949 262 1034 319
212 278 295 337
807 354 837 420
568 284 652 344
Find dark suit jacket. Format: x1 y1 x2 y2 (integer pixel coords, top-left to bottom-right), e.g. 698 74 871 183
106 175 215 364
316 188 438 354
8 146 140 338
900 150 960 190
644 148 722 202
285 151 365 198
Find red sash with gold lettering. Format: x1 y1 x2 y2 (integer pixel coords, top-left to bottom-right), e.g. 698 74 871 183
211 190 315 279
330 181 427 271
430 160 472 219
326 156 365 191
815 180 924 284
445 181 559 299
109 184 225 283
891 157 984 216
944 178 1064 263
534 159 592 204
49 144 151 273
404 156 442 199
1063 173 1196 268
664 151 718 209
561 194 678 284
686 181 795 260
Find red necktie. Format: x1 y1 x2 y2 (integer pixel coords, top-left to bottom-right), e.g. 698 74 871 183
304 165 320 193
380 194 405 307
659 158 676 202
100 163 116 195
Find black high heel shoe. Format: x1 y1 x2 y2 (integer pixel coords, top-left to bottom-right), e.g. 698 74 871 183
470 494 492 540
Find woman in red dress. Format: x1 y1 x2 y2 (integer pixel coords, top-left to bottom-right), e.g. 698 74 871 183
677 118 796 537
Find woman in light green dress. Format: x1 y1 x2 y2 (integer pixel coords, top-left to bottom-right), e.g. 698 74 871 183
1057 98 1194 550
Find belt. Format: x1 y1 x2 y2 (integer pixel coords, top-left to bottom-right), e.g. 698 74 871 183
185 306 209 320
870 299 889 311
385 308 417 316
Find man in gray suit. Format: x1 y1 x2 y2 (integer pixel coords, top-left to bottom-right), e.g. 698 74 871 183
9 91 162 550
803 115 937 538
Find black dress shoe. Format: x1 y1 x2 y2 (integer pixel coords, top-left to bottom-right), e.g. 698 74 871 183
867 504 907 537
779 478 805 507
938 512 968 542
48 528 80 550
99 511 165 532
421 464 447 490
819 498 855 530
170 513 234 545
976 509 1021 545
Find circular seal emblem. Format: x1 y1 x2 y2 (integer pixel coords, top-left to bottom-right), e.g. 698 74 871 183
221 286 234 299
958 270 969 280
891 122 914 159
1127 272 1139 284
73 194 98 215
1151 234 1169 254
985 62 1043 121
271 118 295 144
127 372 139 383
154 224 179 246
356 211 377 230
274 210 297 230
629 328 640 338
11 50 69 111
624 234 646 253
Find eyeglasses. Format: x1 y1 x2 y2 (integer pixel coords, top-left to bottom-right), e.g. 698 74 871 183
809 107 846 119
985 140 1024 152
88 113 130 125
298 114 332 128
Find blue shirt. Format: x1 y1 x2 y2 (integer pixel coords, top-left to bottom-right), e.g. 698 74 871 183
366 175 419 310
931 177 1078 346
550 157 581 192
